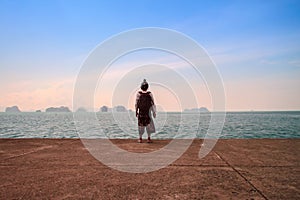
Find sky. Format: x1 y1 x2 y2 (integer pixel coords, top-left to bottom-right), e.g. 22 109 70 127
0 0 300 111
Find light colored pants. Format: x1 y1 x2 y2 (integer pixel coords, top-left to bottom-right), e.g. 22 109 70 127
138 120 155 138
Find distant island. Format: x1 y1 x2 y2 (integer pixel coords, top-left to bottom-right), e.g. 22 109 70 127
99 105 127 112
2 105 209 113
45 106 71 112
100 106 108 112
184 107 209 113
76 107 87 112
5 106 21 113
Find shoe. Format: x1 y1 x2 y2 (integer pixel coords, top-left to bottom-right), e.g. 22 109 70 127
138 139 142 143
147 138 153 143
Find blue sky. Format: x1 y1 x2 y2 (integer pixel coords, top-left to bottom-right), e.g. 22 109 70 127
0 0 300 111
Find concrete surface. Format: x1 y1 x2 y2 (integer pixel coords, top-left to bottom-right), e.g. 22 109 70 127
0 139 299 199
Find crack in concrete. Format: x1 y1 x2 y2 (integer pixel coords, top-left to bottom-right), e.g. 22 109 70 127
4 145 54 160
214 151 269 200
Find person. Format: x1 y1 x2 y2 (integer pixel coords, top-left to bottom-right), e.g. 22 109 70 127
135 79 156 143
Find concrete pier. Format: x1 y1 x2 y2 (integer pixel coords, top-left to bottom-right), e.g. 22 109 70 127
0 139 299 199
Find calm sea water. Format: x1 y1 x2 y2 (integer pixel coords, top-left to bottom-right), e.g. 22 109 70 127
0 112 299 139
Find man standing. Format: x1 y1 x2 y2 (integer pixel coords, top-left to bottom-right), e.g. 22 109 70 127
135 79 156 143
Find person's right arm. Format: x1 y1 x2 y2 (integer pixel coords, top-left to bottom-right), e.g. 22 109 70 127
149 93 156 118
135 92 140 117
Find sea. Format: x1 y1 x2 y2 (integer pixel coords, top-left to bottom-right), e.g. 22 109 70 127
0 111 299 139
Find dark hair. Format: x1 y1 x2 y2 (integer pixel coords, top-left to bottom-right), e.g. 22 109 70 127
140 79 149 91
141 83 148 91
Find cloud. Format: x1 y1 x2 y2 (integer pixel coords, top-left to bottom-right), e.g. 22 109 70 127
259 59 278 65
289 60 300 67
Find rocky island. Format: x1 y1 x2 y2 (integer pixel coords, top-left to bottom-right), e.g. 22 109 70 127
5 106 21 113
45 106 71 112
76 107 87 112
184 107 210 113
